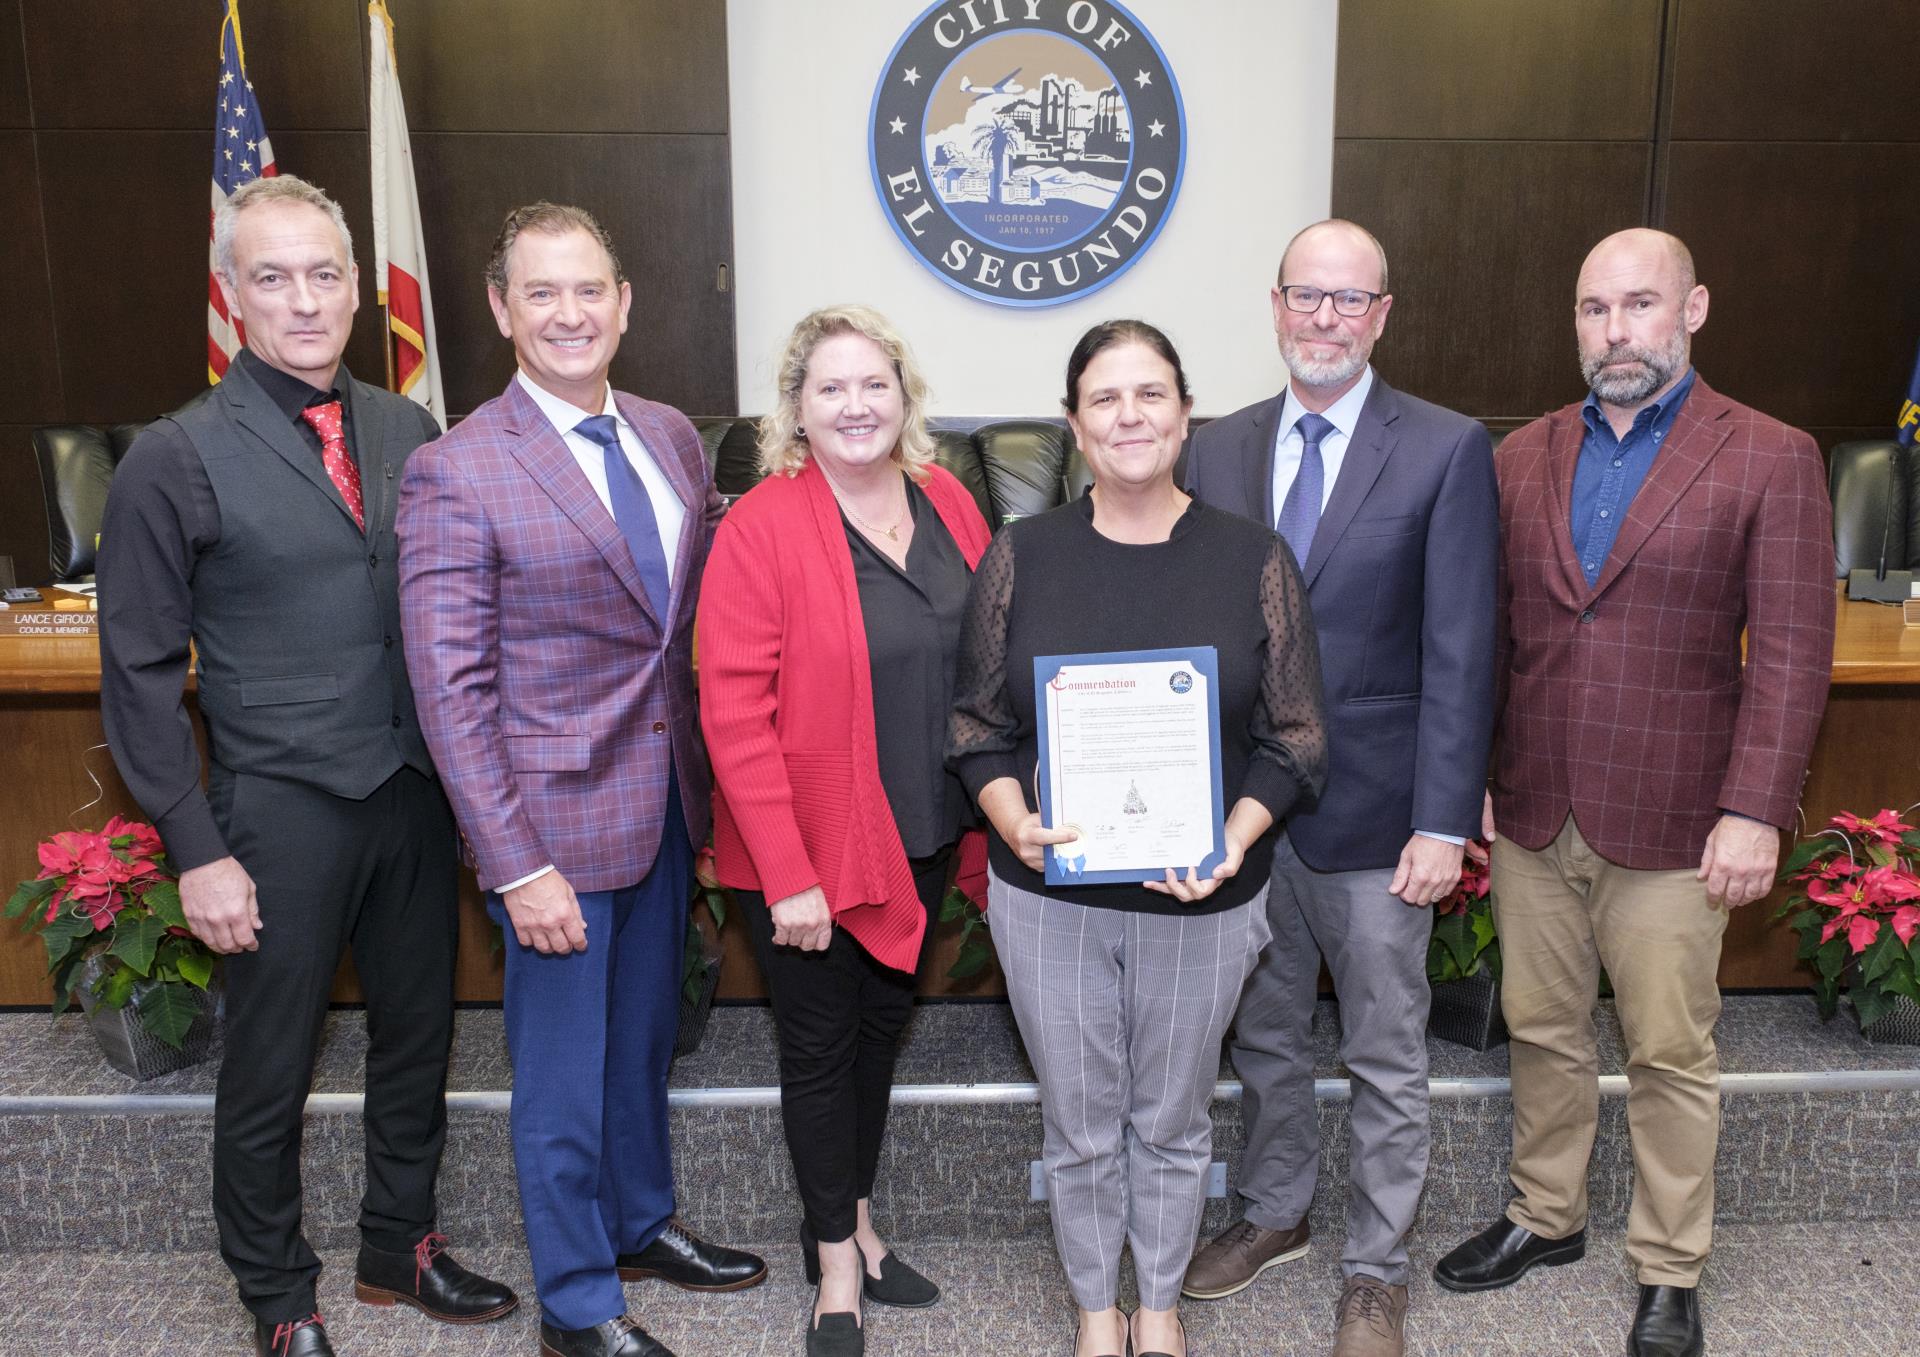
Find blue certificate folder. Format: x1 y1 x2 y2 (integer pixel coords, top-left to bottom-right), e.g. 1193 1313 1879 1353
1034 646 1227 887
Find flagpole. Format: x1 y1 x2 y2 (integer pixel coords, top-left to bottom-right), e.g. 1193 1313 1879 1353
383 303 397 392
373 0 398 397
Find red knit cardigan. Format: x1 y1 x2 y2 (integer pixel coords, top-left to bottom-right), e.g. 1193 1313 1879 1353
697 458 993 973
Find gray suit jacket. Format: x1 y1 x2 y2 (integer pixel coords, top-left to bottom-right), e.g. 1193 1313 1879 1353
1185 374 1498 870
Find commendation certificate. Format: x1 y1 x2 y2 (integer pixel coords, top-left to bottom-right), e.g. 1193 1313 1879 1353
1034 647 1226 887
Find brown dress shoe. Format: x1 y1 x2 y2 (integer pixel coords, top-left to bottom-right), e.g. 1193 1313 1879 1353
1181 1217 1311 1299
1332 1275 1408 1357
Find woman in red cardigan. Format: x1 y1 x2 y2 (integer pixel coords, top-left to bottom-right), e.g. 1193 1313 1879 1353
698 305 992 1357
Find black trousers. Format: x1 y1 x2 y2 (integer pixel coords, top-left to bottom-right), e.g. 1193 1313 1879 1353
209 763 459 1322
740 846 950 1243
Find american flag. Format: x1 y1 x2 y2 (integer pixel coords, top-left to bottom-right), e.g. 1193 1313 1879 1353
208 0 276 384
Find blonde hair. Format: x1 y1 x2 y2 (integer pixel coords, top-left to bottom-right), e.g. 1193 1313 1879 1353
757 305 937 481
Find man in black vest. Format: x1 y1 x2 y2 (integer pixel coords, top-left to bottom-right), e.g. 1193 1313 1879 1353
98 175 514 1357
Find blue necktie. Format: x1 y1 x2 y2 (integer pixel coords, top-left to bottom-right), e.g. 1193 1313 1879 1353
1275 412 1334 565
575 414 672 619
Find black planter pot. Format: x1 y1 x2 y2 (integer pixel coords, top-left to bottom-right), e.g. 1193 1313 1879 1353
75 956 217 1080
1855 993 1920 1045
674 946 722 1060
1429 969 1507 1050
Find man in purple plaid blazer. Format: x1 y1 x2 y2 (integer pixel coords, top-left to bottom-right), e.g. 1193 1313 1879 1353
397 203 763 1357
1434 230 1835 1357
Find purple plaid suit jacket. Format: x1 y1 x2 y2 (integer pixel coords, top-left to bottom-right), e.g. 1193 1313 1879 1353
396 377 723 893
1492 376 1834 870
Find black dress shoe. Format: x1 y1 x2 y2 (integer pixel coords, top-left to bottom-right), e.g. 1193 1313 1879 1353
806 1310 864 1357
539 1314 676 1357
1629 1284 1704 1357
354 1231 520 1323
616 1217 768 1291
803 1220 941 1308
858 1246 940 1308
254 1312 333 1357
1432 1217 1586 1292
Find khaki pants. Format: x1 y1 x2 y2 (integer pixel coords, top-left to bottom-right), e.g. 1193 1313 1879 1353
1491 816 1728 1286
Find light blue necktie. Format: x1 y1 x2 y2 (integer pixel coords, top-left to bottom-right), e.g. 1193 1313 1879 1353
1275 412 1334 565
575 414 672 618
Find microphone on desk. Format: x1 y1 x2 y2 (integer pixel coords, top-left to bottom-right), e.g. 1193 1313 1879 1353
1847 443 1913 604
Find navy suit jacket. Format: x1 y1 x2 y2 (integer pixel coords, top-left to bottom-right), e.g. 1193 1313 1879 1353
1185 375 1498 870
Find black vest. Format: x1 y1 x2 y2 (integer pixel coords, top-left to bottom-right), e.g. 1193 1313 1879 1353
168 363 434 797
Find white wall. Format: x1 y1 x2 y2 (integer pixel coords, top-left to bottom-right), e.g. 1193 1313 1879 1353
727 0 1337 418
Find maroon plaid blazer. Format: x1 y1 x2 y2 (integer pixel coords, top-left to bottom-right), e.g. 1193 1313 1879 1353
397 378 724 893
1492 376 1834 869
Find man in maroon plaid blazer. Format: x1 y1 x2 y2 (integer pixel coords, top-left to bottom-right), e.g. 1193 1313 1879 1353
398 203 762 1357
1433 230 1834 1357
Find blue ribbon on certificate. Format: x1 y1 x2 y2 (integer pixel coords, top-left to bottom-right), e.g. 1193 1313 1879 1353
1033 646 1227 887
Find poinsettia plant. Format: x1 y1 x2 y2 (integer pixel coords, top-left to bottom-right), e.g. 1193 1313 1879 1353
1777 807 1920 1030
3 817 217 1048
1428 845 1497 984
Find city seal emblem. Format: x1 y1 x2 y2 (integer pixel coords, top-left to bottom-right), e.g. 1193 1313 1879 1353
869 0 1186 307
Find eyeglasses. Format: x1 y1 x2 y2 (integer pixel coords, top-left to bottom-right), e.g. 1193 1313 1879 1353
1277 285 1383 317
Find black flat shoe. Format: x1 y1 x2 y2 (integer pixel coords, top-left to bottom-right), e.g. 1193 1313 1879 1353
354 1231 519 1323
539 1314 676 1357
1432 1216 1586 1292
858 1242 941 1308
807 1309 864 1357
1628 1284 1704 1357
616 1217 767 1291
254 1312 333 1357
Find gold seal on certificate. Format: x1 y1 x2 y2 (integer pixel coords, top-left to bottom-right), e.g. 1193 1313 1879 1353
1034 647 1227 886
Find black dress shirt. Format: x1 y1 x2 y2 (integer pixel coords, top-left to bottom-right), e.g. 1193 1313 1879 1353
842 474 974 859
95 351 358 870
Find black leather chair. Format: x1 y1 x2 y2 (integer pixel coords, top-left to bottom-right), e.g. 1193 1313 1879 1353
689 416 1085 528
1828 439 1915 578
31 423 150 582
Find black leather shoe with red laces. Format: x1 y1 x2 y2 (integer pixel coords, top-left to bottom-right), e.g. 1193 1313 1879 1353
254 1311 333 1357
354 1231 519 1322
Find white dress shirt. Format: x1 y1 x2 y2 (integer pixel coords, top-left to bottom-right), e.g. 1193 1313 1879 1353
1270 364 1375 523
515 370 686 588
498 372 691 895
1268 365 1463 851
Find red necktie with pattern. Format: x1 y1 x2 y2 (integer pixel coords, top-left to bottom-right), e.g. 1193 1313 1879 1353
299 399 366 533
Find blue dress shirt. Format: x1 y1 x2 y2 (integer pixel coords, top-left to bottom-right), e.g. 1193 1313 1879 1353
1571 368 1696 587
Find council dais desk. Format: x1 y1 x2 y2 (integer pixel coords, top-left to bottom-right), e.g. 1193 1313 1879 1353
2 584 1916 1005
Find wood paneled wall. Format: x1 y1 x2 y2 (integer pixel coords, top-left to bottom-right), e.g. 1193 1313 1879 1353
0 0 736 585
2 1 1915 1003
1330 0 1920 446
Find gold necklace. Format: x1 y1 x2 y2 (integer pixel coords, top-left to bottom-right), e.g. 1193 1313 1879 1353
827 472 908 542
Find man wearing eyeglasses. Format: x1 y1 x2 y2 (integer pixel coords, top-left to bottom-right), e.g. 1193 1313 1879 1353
1182 218 1498 1357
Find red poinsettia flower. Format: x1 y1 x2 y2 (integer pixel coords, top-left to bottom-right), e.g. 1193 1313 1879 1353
1807 873 1868 914
1891 906 1920 947
37 829 96 878
1860 865 1920 906
1830 809 1915 847
693 844 720 891
101 815 164 859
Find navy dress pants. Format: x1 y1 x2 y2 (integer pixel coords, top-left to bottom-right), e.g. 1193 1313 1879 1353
492 784 691 1330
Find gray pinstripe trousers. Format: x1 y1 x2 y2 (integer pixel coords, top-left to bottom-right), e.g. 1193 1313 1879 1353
990 870 1272 1311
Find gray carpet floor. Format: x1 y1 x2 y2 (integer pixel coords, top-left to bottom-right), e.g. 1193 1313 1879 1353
0 1220 1910 1356
5 994 1915 1100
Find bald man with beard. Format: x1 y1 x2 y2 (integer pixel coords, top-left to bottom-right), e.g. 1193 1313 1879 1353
1433 230 1834 1357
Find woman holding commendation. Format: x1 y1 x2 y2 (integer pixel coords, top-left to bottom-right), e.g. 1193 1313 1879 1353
699 305 992 1357
947 320 1327 1357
